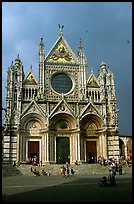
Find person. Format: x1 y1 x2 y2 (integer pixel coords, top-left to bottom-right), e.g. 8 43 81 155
75 160 78 165
13 161 16 167
42 169 50 176
16 161 20 167
31 168 40 176
108 169 116 186
99 176 108 187
66 167 70 177
66 161 69 169
71 168 75 175
118 163 122 175
40 161 42 167
60 165 66 177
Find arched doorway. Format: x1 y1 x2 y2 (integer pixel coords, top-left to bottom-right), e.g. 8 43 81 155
119 138 125 158
21 113 45 163
80 113 104 163
50 113 76 164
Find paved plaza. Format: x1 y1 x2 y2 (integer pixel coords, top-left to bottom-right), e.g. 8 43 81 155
2 173 132 202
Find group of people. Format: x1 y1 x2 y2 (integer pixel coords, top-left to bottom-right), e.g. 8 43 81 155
30 167 50 176
60 162 75 177
98 155 131 168
26 157 43 166
99 167 117 187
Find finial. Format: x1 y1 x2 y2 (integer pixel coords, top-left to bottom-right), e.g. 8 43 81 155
79 38 83 49
58 24 64 36
107 65 110 72
30 64 32 71
61 93 64 99
15 54 21 64
40 36 43 42
39 36 44 47
101 60 106 65
91 67 93 74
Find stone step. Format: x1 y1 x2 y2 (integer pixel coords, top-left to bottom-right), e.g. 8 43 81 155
2 163 132 177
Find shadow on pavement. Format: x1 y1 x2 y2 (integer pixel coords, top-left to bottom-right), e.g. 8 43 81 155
2 176 132 202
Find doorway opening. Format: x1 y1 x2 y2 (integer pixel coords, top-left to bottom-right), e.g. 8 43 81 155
28 141 39 163
86 141 97 163
56 137 70 164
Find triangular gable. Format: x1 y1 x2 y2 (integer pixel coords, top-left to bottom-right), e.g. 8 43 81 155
49 98 75 119
45 35 79 64
21 100 46 118
24 69 38 85
80 102 102 119
87 74 100 88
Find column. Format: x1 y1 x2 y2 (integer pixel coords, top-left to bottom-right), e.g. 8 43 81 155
16 130 20 162
124 137 128 160
46 134 49 162
19 132 23 162
102 133 107 158
42 135 45 163
77 133 80 162
99 134 102 157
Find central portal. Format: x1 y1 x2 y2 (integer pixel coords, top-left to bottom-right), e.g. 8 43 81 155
56 137 70 164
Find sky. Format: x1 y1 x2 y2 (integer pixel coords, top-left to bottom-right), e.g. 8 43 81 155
2 2 132 135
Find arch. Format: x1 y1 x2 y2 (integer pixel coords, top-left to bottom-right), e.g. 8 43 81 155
126 138 132 159
80 113 104 164
20 113 46 163
119 138 125 158
80 113 104 130
50 113 76 130
21 113 46 130
50 113 76 164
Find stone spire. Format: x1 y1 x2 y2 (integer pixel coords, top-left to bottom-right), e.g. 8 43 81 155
38 37 45 99
78 38 88 100
78 38 87 65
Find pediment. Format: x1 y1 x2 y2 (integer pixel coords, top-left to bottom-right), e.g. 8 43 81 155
24 70 38 85
87 74 100 88
49 99 75 119
45 35 79 64
80 102 101 119
21 100 46 118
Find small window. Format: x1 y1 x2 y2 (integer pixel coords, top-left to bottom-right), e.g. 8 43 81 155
57 119 68 129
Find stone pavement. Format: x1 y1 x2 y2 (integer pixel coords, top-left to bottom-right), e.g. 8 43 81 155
2 170 132 202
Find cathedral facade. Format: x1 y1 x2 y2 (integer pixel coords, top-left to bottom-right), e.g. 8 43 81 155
3 28 120 164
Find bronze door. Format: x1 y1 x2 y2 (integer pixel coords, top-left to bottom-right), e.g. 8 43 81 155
56 137 70 164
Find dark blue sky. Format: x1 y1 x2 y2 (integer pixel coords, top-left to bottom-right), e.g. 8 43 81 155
2 2 132 134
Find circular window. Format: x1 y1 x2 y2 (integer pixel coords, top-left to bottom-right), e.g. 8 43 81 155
51 73 73 94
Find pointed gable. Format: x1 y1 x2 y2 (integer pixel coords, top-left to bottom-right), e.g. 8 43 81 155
49 98 75 119
24 68 38 85
45 35 79 64
21 100 46 118
80 102 102 119
87 74 100 88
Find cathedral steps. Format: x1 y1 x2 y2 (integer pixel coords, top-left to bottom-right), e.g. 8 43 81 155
2 164 23 177
2 163 132 177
